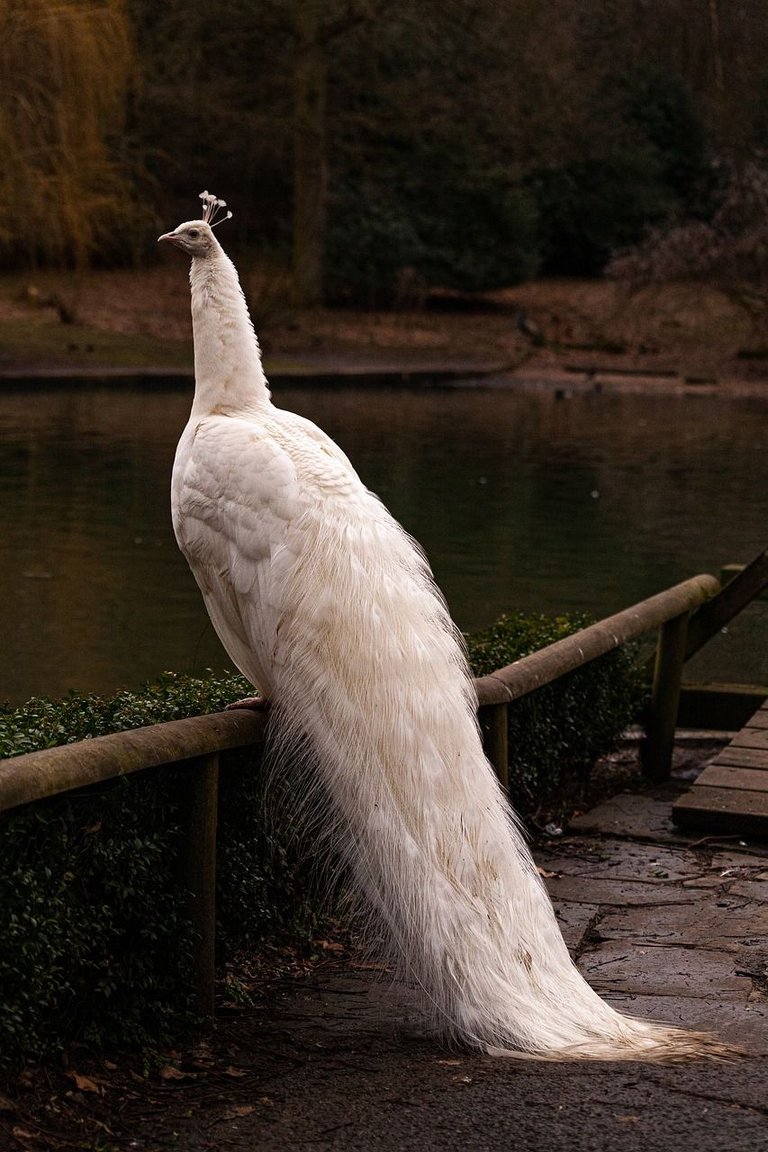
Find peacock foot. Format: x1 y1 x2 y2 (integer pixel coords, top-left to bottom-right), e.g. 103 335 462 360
225 695 269 712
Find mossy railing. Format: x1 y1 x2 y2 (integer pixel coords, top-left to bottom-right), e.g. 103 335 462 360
2 558 767 1020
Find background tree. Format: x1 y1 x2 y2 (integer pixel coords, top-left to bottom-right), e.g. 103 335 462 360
0 0 138 267
8 0 768 297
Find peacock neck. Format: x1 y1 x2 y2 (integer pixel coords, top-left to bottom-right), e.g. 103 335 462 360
188 248 271 416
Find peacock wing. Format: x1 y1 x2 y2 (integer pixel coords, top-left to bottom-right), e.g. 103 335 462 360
171 414 305 696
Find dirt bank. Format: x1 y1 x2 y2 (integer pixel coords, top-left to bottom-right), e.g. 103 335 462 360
2 268 768 394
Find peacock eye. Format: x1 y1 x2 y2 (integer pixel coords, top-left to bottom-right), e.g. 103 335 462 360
188 229 200 239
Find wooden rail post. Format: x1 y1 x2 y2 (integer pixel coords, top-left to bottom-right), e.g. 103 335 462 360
480 703 509 789
642 611 689 782
178 752 220 1023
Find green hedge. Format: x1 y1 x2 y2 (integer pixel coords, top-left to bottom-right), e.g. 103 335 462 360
0 672 316 1071
467 612 645 818
0 613 643 1068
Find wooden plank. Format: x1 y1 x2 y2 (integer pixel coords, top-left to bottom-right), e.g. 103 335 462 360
672 786 768 835
644 611 689 782
695 764 768 793
677 684 768 731
480 703 509 789
686 550 768 658
746 707 768 730
0 709 266 814
711 745 768 770
178 753 219 1023
673 785 768 817
731 727 768 749
721 563 768 602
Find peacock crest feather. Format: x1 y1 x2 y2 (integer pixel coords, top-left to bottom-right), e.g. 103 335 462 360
198 189 233 228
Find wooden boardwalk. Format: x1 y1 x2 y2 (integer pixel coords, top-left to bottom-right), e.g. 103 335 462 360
672 700 768 837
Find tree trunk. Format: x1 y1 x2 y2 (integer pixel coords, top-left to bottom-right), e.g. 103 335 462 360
293 9 327 307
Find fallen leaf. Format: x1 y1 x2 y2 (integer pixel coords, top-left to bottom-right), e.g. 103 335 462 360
436 1059 463 1066
314 939 345 953
222 1105 256 1119
69 1072 102 1094
223 1066 247 1079
536 867 559 879
159 1065 190 1082
0 1094 17 1115
12 1127 39 1142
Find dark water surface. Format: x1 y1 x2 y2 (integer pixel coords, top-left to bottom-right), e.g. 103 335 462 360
1 381 766 704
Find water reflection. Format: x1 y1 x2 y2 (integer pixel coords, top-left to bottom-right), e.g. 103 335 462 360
0 382 766 703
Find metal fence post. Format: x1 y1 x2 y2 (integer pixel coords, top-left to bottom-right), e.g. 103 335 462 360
178 752 220 1023
642 611 689 782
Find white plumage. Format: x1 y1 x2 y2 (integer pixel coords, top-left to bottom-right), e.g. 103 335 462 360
159 200 728 1061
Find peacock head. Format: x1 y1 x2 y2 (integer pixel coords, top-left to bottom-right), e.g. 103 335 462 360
158 191 233 258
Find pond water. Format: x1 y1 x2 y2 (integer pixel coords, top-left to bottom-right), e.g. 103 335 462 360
1 380 766 705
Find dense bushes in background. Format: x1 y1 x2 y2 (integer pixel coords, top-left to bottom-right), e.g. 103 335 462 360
324 149 541 307
0 613 643 1068
530 67 712 276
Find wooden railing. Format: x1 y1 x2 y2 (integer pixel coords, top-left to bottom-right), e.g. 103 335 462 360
477 571 719 785
2 552 767 1017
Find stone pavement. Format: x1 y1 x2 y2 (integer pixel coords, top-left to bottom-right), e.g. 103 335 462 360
544 785 768 1055
114 782 768 1152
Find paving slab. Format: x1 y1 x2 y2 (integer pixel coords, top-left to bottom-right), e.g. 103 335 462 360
568 792 688 841
710 850 768 870
603 992 768 1056
543 873 705 906
728 879 768 901
594 900 768 952
539 839 710 882
552 901 600 953
578 940 753 999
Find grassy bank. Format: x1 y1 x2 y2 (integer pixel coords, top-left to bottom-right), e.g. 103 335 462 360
2 265 768 387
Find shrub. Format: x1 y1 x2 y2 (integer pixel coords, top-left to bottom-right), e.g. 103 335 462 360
530 66 711 276
0 768 196 1063
466 612 645 820
607 161 768 287
325 161 540 306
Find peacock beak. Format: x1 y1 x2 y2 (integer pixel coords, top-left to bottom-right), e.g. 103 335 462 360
158 231 181 246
